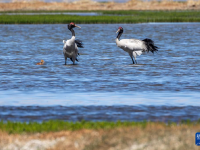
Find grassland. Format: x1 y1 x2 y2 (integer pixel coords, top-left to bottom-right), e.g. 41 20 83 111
0 10 200 24
0 120 200 150
0 120 154 134
0 119 198 134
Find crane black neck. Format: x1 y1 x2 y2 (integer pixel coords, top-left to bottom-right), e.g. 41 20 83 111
117 30 123 39
70 28 75 36
68 24 75 36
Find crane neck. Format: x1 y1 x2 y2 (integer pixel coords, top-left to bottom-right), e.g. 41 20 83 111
70 28 75 37
116 31 123 40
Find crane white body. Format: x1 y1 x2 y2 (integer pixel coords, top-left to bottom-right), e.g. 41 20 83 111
116 38 146 61
63 36 79 65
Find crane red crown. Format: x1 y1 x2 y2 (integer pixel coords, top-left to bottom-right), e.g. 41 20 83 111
70 22 75 25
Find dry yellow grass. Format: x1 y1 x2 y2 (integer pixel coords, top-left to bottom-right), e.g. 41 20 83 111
0 0 200 11
1 124 200 150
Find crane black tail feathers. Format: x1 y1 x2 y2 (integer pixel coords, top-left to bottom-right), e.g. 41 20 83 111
142 38 158 53
75 39 84 48
70 58 79 62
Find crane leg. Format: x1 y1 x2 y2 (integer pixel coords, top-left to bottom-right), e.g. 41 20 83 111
65 58 67 65
131 57 135 64
135 59 137 64
72 58 75 65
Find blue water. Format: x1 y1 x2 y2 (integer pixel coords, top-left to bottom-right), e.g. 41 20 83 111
0 23 200 122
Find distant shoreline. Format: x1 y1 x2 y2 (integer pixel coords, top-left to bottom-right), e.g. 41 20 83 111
0 1 200 12
1 1 200 24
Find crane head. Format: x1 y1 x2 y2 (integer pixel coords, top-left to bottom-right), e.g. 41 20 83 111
68 22 81 30
116 27 123 33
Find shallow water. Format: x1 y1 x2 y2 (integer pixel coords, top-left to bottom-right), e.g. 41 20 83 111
1 105 200 123
0 23 200 122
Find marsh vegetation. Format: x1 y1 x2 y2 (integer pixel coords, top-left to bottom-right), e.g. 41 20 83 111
0 10 200 23
0 120 200 150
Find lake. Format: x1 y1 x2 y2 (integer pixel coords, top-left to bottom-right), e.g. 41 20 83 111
0 23 200 122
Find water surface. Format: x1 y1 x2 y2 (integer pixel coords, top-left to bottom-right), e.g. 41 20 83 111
0 23 200 122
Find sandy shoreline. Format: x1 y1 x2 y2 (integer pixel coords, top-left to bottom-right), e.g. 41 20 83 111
0 0 200 11
0 124 199 150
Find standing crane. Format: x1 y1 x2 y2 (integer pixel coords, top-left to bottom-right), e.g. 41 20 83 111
63 22 83 65
115 27 158 64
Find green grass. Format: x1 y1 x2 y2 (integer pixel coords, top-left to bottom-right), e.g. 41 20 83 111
0 10 200 24
0 120 148 134
0 120 199 134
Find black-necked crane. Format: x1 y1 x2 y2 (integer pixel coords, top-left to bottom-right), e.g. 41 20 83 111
115 27 158 64
63 22 83 65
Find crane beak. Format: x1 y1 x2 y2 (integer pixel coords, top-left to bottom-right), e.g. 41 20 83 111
75 25 81 28
116 29 120 33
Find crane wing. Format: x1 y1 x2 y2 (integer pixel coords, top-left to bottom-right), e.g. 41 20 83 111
63 39 74 53
74 43 79 56
63 39 79 59
120 39 146 51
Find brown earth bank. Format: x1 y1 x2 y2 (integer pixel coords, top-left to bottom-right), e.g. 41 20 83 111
0 0 200 11
0 124 200 150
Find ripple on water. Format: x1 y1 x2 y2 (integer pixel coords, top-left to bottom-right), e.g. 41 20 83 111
0 23 200 119
0 105 200 122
